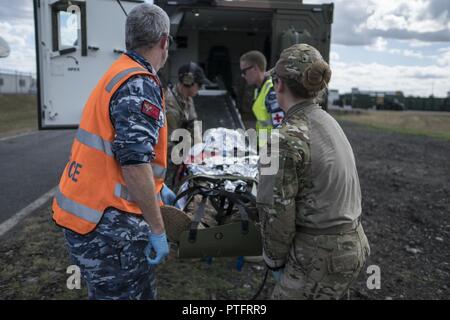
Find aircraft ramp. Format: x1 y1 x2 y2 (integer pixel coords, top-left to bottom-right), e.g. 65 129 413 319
194 90 245 131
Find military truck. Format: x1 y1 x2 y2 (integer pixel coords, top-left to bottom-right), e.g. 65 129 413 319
157 0 333 115
33 0 333 129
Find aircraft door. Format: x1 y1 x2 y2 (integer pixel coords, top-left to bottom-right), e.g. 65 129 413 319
34 0 143 129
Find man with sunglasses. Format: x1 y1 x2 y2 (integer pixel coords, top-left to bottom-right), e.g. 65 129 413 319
240 50 284 147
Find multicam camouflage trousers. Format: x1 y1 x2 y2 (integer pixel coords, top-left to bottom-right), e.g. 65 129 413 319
63 208 157 300
271 224 370 300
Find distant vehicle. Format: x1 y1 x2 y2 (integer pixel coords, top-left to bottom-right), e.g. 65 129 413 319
376 97 405 111
338 91 406 111
0 36 10 58
34 0 333 129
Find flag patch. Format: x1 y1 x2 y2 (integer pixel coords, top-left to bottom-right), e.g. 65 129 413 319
141 100 161 120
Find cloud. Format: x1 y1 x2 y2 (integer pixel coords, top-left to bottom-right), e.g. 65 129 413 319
427 0 450 19
330 51 340 62
363 0 445 33
0 0 34 24
329 61 450 97
0 0 37 73
366 28 450 43
365 37 388 52
436 48 450 66
402 49 424 59
0 21 36 73
329 1 375 46
362 37 425 59
411 72 446 80
0 22 34 47
405 39 434 47
307 0 450 46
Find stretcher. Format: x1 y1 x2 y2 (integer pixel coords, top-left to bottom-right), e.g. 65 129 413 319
167 127 262 259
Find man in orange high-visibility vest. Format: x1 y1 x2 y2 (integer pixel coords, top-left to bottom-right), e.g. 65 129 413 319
53 3 173 300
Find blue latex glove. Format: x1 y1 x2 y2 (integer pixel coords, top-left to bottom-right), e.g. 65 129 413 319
144 232 169 266
160 184 177 206
272 270 283 283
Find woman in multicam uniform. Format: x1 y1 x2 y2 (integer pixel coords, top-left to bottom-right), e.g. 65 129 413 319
257 43 370 300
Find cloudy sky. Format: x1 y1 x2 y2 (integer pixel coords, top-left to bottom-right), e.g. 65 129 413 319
1 0 449 97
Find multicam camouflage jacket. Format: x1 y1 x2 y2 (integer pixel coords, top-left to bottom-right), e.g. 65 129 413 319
257 100 312 269
165 86 198 149
257 99 362 269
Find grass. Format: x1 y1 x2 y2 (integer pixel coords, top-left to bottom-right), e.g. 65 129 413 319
0 205 86 299
0 205 273 300
0 94 38 138
332 110 450 141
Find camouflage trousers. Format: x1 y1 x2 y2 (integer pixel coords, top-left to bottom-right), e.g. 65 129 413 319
63 208 157 300
271 224 370 300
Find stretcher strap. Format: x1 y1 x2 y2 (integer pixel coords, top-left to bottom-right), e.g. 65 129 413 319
188 195 208 243
174 182 256 241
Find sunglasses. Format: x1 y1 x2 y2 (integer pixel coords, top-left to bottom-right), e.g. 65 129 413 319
240 65 254 76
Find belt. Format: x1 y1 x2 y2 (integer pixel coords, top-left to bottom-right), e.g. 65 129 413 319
296 219 360 236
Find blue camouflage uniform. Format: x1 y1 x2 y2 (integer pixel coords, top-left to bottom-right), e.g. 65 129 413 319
64 50 164 300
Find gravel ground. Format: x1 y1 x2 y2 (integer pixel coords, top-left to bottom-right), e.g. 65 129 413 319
343 121 450 300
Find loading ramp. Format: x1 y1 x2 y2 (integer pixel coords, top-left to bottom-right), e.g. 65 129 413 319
194 90 246 131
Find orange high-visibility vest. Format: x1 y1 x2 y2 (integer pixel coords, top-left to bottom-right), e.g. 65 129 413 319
52 54 167 235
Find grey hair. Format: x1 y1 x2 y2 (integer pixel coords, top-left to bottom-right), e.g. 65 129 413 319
125 4 170 51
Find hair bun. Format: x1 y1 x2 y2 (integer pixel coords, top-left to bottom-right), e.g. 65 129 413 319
301 60 331 92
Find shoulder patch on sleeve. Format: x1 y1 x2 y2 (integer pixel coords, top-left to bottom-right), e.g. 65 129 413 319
271 111 284 126
141 100 161 120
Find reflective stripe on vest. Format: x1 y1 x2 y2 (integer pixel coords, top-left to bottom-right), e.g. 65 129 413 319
114 183 162 202
76 128 114 157
56 184 162 225
115 183 133 201
106 67 147 92
257 120 272 127
56 189 103 224
152 165 167 179
75 128 166 179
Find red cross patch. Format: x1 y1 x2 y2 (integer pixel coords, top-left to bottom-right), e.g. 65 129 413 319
272 111 284 125
141 100 161 120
